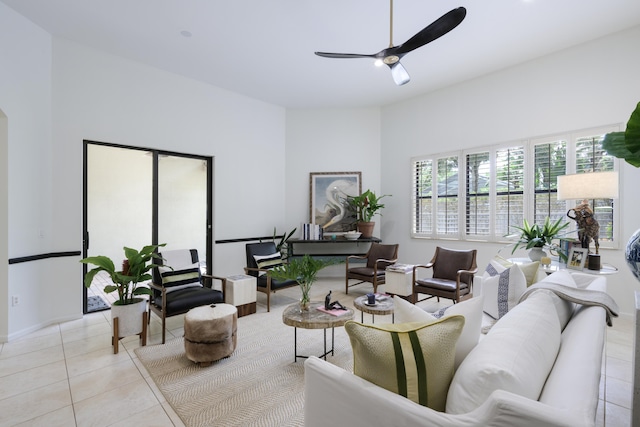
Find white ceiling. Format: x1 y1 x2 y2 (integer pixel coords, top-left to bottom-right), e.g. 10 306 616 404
4 0 640 109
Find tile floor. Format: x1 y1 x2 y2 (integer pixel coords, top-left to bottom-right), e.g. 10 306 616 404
0 278 635 426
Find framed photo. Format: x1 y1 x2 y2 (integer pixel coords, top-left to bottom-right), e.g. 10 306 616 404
567 247 588 270
310 172 361 233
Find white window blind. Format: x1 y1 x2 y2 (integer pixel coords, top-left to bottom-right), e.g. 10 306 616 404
436 156 459 236
465 152 490 236
533 140 567 226
412 159 433 235
495 146 525 238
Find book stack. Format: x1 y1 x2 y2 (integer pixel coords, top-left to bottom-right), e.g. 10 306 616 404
387 263 414 273
300 223 323 240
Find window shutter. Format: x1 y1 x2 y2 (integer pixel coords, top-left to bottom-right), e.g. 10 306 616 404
465 152 490 236
412 158 433 235
533 140 567 225
495 146 524 237
436 156 459 236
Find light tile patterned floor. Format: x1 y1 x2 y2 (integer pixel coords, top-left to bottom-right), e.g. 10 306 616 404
0 278 633 426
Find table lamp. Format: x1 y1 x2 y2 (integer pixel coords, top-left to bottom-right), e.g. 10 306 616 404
557 171 619 270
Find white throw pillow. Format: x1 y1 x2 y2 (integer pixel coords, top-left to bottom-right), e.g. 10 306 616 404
481 260 527 319
446 291 562 414
393 296 483 369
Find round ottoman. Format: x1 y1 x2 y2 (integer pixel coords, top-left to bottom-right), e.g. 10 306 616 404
184 304 238 367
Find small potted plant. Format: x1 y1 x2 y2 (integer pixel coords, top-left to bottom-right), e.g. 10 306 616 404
509 217 569 262
80 244 165 339
346 189 390 238
270 254 339 312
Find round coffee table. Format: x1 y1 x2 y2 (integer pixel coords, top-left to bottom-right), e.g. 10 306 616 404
353 294 394 323
282 301 353 362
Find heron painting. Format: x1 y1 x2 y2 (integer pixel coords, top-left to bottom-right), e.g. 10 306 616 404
310 172 361 233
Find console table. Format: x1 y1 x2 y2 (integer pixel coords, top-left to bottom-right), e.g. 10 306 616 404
288 237 381 258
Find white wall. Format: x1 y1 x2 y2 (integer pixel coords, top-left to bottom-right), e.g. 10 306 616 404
51 38 288 292
380 25 640 314
285 108 381 276
0 2 59 341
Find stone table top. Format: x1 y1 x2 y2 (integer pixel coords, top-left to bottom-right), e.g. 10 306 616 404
282 301 353 329
353 294 394 316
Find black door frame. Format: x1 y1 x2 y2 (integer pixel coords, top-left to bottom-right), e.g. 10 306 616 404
82 140 213 314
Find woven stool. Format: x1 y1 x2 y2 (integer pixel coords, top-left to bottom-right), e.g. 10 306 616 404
184 304 238 367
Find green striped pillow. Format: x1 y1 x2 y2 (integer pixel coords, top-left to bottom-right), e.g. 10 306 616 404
345 316 464 411
253 252 283 270
160 264 202 293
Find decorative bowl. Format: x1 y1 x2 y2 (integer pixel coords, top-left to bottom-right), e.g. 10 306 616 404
344 232 362 240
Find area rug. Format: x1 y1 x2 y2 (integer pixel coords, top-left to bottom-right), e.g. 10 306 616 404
87 295 110 312
135 305 354 427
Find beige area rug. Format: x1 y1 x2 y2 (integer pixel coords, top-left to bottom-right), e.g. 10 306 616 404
135 283 362 427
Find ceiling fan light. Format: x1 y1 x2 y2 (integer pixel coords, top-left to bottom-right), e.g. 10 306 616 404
390 62 410 86
374 59 384 67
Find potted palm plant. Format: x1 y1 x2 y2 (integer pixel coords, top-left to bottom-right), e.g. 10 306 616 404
270 254 339 312
346 189 390 238
80 244 165 339
509 217 569 262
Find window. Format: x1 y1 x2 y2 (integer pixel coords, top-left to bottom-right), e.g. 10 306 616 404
411 126 619 248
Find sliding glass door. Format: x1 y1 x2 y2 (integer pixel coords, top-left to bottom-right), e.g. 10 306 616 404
83 141 212 313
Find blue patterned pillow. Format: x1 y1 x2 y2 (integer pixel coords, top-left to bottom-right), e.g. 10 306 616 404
481 260 526 319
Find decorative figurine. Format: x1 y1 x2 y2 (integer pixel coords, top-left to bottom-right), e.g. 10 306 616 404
324 290 332 310
567 199 600 254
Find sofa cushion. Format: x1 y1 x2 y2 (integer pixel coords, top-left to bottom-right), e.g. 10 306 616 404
160 264 203 294
446 291 561 414
481 260 527 319
393 295 483 369
491 256 541 287
345 316 464 411
532 270 578 330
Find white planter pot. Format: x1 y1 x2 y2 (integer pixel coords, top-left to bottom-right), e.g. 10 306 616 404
111 298 146 337
528 247 547 262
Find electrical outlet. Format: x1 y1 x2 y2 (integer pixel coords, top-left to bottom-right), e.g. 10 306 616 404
11 295 19 306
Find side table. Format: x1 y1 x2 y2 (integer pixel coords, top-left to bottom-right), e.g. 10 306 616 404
282 301 353 362
225 274 257 317
353 294 394 323
384 267 414 297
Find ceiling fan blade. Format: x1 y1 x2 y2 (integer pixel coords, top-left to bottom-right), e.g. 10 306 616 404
389 62 410 86
395 7 466 55
315 52 376 59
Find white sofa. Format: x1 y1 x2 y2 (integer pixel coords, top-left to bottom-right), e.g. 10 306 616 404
304 272 608 427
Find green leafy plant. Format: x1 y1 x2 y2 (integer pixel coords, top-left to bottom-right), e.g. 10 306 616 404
347 189 390 223
272 227 297 260
270 254 340 307
603 101 640 167
80 244 166 305
509 217 570 261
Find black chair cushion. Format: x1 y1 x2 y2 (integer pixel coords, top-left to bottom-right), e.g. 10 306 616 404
257 275 297 290
155 287 223 316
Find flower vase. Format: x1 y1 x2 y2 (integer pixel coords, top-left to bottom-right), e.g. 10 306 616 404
299 295 310 312
300 286 311 312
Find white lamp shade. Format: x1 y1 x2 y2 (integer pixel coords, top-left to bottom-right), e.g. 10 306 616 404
557 171 619 200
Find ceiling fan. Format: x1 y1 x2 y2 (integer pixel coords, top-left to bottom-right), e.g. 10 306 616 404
315 2 466 86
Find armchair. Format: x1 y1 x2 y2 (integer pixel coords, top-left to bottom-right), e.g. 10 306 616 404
345 243 399 294
412 247 477 305
149 249 225 343
245 242 299 312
